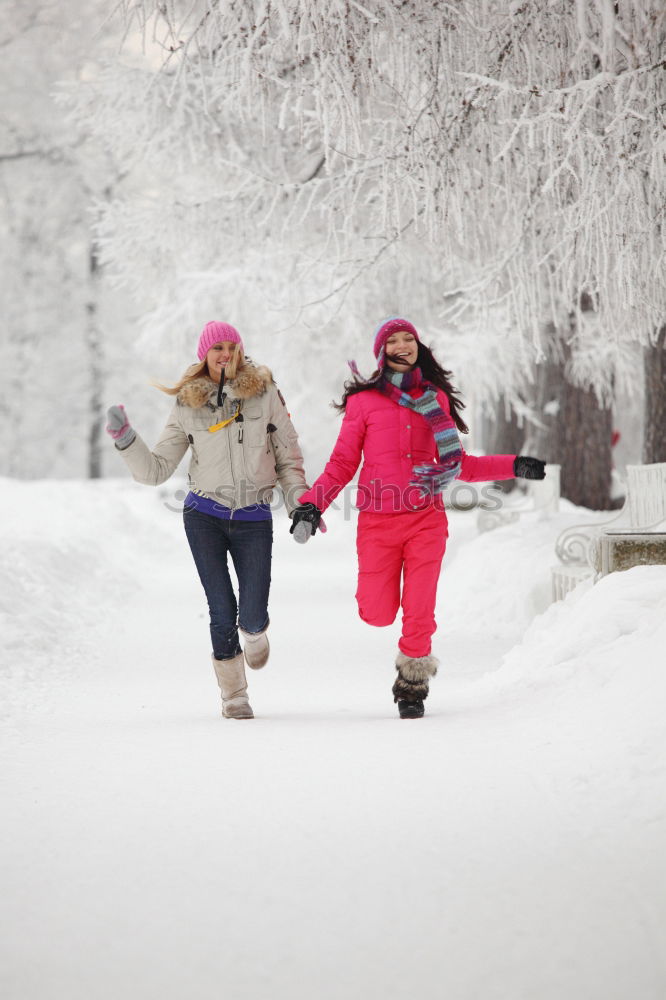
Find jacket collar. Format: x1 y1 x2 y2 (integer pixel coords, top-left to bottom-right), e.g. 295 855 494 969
178 362 272 408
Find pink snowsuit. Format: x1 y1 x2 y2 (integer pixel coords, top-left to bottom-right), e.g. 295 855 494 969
298 387 516 657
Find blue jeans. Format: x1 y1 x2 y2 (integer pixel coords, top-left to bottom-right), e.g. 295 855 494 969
183 510 273 660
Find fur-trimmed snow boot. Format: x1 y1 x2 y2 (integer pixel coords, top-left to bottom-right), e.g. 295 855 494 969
240 626 270 670
392 652 439 719
212 653 254 719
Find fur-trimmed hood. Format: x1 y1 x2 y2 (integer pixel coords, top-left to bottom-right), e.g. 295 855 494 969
178 362 273 408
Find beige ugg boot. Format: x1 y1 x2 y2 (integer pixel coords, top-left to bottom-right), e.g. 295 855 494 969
212 653 254 719
240 626 270 670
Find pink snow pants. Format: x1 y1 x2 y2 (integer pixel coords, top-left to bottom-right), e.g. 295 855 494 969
355 506 448 658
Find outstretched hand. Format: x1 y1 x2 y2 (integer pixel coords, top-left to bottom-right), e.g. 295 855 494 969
106 405 136 450
513 455 546 480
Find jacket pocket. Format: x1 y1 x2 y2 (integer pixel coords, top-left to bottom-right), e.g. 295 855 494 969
243 412 265 448
243 431 277 487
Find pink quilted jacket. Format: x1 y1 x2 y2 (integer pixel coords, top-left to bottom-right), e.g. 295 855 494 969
298 387 516 515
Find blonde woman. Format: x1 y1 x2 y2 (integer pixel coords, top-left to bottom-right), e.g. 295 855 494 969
106 321 308 720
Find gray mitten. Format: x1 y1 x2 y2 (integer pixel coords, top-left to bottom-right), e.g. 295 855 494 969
289 503 322 541
106 405 136 450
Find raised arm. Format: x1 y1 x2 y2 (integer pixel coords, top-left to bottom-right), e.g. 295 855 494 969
107 402 189 486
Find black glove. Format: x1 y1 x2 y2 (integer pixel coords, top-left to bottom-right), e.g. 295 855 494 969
513 455 546 480
290 503 322 536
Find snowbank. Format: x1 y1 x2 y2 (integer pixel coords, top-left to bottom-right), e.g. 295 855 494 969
0 477 183 683
499 563 666 680
476 564 666 759
441 501 602 637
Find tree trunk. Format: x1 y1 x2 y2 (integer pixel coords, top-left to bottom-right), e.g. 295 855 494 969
559 377 613 509
86 243 103 479
481 395 525 493
643 325 666 463
526 352 613 510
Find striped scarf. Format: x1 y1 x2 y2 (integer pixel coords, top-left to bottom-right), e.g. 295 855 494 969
379 367 462 494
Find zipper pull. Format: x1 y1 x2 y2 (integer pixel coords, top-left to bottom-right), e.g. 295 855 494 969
237 412 244 443
266 422 276 453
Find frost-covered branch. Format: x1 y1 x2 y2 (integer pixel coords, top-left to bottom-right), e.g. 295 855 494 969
62 0 666 400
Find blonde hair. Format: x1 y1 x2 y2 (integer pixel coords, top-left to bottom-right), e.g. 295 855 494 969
154 344 245 395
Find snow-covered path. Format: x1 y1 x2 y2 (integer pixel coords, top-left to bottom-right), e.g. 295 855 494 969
2 481 665 999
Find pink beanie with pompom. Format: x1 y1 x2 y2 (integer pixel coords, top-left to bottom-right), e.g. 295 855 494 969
197 321 243 360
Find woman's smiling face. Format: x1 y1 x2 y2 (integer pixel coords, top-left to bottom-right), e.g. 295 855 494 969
384 330 418 371
206 341 237 381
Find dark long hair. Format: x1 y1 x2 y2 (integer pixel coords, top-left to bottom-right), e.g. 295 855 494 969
333 342 469 434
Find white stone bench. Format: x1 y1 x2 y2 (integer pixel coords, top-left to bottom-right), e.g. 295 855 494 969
477 464 561 532
551 462 666 601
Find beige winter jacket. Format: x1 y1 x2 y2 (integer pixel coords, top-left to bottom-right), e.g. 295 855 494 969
118 363 308 514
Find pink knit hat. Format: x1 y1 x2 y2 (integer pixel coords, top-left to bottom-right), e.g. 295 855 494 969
373 316 419 360
197 321 243 361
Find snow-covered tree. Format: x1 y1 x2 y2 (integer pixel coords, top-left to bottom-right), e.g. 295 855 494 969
78 2 664 331
0 1 140 479
64 0 665 499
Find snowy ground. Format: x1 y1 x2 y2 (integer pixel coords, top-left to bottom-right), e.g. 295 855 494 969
2 477 665 1000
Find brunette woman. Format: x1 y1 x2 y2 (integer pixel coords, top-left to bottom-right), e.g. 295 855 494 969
290 317 545 719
